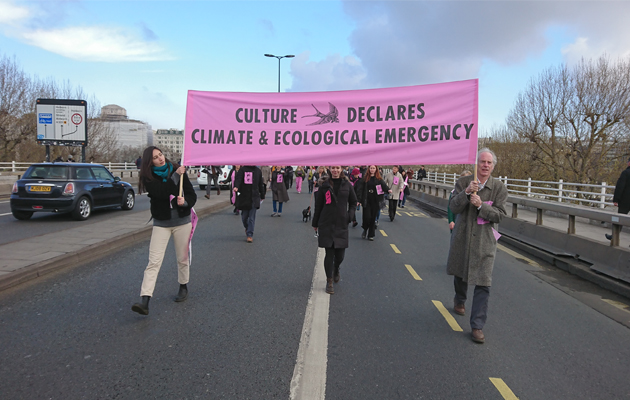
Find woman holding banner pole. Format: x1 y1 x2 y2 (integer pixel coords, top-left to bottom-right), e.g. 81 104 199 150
131 146 197 316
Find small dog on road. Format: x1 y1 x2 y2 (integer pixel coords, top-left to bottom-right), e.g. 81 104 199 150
302 206 311 222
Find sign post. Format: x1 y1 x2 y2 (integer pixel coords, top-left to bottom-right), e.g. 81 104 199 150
36 99 88 161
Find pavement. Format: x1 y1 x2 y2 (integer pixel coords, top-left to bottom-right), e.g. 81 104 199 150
1 189 629 298
0 192 231 292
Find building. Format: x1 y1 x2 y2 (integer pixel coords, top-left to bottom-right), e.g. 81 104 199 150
100 104 153 149
154 129 184 158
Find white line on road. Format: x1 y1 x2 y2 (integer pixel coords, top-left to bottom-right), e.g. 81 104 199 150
0 212 12 217
290 247 329 400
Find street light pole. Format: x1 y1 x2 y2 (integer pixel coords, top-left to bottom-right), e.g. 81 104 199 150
264 54 295 92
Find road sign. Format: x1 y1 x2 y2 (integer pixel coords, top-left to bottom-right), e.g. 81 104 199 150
36 99 88 146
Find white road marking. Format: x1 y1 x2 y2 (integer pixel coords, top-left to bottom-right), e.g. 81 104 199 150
0 212 12 217
290 247 329 400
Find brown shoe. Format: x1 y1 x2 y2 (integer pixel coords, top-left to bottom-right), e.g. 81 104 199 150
454 302 465 316
471 329 485 343
246 237 253 243
326 278 334 294
204 194 210 199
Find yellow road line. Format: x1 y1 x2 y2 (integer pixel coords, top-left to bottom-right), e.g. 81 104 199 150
405 264 422 280
489 378 519 400
390 244 401 254
380 230 388 237
497 244 541 268
601 298 630 312
431 300 463 332
411 212 427 218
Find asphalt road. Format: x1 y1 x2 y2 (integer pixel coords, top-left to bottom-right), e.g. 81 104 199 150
0 182 208 246
0 189 629 399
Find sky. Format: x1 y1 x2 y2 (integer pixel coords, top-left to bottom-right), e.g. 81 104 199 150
1 0 629 134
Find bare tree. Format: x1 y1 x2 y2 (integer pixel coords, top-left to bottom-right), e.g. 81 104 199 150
507 55 630 184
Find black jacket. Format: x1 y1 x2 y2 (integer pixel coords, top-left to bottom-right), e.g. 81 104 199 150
144 170 197 221
355 176 389 207
613 166 630 212
234 166 266 210
312 176 357 249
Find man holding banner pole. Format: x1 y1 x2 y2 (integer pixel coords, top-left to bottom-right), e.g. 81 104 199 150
446 148 507 344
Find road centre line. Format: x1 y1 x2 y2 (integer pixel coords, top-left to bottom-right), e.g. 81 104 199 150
290 248 328 400
404 264 422 280
497 244 541 268
489 378 520 400
380 230 388 237
431 300 463 332
390 244 401 254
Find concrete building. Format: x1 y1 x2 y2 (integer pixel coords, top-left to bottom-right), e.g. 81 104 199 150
100 104 153 149
154 129 184 159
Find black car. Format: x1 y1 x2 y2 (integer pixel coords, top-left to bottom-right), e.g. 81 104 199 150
10 162 135 221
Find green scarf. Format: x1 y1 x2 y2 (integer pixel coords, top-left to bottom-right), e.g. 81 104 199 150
152 162 172 182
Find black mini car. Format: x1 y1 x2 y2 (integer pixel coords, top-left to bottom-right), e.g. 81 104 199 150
10 162 135 221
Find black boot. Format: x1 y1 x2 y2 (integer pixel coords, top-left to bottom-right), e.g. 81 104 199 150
361 229 367 239
131 296 150 315
175 284 188 302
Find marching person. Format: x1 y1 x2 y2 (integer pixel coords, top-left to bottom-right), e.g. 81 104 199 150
271 166 289 216
204 165 222 199
132 146 197 316
295 166 306 194
447 148 507 344
307 166 316 194
233 165 266 243
221 165 241 214
384 165 405 221
312 166 357 294
355 165 390 241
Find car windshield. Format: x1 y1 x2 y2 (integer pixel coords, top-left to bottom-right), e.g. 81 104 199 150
23 165 69 179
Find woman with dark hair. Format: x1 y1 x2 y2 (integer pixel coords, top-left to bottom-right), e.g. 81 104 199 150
355 165 390 241
131 146 197 316
271 165 289 216
312 166 357 294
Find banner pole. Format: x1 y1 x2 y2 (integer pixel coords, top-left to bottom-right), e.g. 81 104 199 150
473 149 478 195
179 168 184 198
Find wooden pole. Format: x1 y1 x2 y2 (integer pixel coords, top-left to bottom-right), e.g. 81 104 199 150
473 150 478 195
179 168 184 197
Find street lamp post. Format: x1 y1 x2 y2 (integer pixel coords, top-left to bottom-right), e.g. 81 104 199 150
264 54 295 92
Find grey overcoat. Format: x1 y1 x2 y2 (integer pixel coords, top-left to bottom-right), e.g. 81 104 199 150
446 175 507 287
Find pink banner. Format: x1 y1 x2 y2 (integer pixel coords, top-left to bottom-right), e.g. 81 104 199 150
183 80 478 166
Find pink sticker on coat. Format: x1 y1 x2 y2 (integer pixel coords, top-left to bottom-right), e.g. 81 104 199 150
277 174 283 183
244 172 253 184
325 191 332 204
393 176 399 185
376 185 384 195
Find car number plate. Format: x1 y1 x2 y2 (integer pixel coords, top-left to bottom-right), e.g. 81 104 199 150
29 186 51 192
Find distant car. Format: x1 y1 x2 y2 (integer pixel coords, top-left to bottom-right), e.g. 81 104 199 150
196 165 231 190
10 162 135 221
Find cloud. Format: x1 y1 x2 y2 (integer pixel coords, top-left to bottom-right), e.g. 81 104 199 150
20 25 173 62
0 0 31 25
259 18 275 36
289 1 630 91
288 52 367 92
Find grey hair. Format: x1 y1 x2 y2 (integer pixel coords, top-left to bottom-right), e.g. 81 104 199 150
477 148 497 166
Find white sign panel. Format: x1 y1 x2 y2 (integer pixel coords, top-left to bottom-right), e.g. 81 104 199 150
36 99 87 145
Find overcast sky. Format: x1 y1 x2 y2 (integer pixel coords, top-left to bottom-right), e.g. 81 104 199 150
1 0 629 133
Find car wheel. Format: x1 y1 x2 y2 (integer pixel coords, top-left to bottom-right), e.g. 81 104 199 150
121 190 135 210
199 185 206 190
72 196 92 221
12 210 33 220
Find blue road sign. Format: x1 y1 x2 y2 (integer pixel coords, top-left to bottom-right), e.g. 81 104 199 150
38 113 52 124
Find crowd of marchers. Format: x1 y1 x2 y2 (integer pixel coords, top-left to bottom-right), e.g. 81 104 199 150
130 146 507 345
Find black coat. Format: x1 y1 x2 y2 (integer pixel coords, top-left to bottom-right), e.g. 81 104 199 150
144 170 197 221
234 166 266 210
355 176 389 207
312 176 357 249
613 166 630 213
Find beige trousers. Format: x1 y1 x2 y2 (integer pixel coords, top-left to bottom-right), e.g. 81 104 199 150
140 223 192 297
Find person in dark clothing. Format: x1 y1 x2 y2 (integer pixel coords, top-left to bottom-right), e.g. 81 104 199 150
285 166 294 189
312 166 357 294
135 156 142 169
234 166 266 242
417 165 427 181
132 146 197 316
605 158 630 241
355 165 390 241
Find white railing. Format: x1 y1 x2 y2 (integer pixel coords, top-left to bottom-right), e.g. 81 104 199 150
424 171 614 209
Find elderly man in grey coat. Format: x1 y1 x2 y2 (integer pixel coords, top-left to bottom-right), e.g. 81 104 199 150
446 148 507 344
